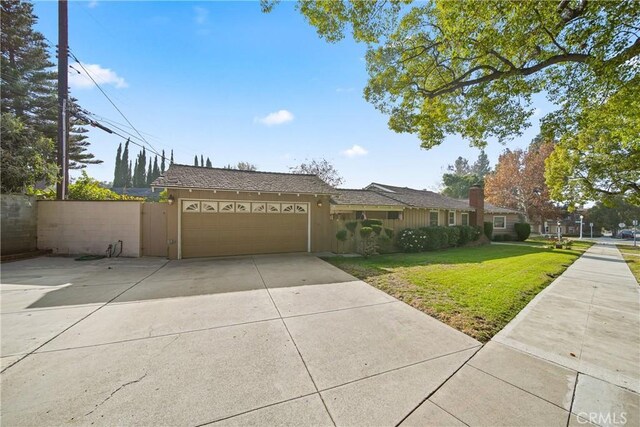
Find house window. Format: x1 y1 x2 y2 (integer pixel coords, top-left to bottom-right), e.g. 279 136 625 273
461 213 469 226
429 211 439 226
387 211 400 220
493 216 506 229
448 211 456 226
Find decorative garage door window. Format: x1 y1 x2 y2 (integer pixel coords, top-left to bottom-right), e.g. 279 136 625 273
235 202 251 213
281 203 295 213
219 202 235 213
252 202 266 213
183 201 200 212
267 203 281 213
184 200 309 214
201 201 218 212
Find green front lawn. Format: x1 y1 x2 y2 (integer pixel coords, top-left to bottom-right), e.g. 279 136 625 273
326 241 593 342
617 245 640 283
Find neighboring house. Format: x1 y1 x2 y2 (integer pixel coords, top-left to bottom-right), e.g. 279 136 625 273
538 211 589 236
152 164 334 259
152 166 525 259
331 182 523 237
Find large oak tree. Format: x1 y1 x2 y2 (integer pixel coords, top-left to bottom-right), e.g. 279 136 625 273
265 0 639 205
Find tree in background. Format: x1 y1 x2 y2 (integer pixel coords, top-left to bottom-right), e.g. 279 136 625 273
112 143 123 187
200 155 204 168
1 0 101 181
289 158 344 187
589 196 640 234
1 113 57 192
269 0 640 205
161 150 166 172
441 151 491 199
205 157 212 168
224 162 257 171
485 140 557 224
170 150 174 165
194 155 198 167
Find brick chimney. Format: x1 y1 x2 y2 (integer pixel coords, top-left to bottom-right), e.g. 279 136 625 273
468 185 484 227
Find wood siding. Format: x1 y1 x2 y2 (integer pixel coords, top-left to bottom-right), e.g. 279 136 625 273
141 203 168 257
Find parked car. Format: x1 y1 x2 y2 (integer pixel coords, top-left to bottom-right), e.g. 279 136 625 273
617 229 635 239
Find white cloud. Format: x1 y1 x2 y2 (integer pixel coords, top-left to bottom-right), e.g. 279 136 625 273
342 144 368 157
255 110 294 126
194 6 209 25
68 63 128 89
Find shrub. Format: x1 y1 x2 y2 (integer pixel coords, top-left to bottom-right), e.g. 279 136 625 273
384 228 394 239
483 221 493 240
493 234 503 242
345 221 358 235
445 227 460 247
336 229 348 242
359 227 373 239
473 226 482 241
397 228 427 252
514 223 531 241
371 224 383 235
456 225 477 245
362 219 383 227
502 234 513 241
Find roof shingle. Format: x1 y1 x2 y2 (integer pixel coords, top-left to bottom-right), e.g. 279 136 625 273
331 189 406 206
151 164 335 194
366 183 473 210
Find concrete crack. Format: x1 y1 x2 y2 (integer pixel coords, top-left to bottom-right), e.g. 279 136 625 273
85 372 148 417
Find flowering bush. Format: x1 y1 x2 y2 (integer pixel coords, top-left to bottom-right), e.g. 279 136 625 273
397 228 428 252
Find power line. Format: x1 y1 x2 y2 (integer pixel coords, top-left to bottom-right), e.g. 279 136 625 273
67 48 163 158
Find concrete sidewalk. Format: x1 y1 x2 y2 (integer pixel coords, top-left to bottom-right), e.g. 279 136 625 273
403 244 640 426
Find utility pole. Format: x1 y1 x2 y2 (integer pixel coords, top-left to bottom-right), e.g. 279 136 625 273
56 0 69 200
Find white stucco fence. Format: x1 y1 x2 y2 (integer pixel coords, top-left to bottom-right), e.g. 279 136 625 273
37 201 142 257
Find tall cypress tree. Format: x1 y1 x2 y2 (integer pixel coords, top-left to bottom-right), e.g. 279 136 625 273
153 156 159 180
170 150 174 165
112 143 122 187
126 160 132 187
133 158 139 187
121 139 130 186
200 155 204 168
206 157 212 168
161 150 166 172
146 158 153 187
194 155 198 167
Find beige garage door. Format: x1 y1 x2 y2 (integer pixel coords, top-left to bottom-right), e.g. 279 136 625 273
180 200 308 258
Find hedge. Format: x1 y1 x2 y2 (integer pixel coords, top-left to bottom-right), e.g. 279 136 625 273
396 225 481 253
514 223 531 241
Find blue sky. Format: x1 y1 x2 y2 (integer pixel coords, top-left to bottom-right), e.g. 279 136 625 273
33 0 553 190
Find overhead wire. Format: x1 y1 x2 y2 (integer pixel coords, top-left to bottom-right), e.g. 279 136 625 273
67 48 166 162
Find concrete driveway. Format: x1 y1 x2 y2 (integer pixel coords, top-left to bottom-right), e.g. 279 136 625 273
1 254 480 426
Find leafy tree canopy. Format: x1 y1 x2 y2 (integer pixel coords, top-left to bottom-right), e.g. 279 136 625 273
225 161 258 171
289 158 344 187
266 0 639 205
29 170 143 201
441 151 491 198
588 196 640 232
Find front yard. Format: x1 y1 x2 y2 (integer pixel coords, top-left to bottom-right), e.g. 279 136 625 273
326 241 593 342
617 245 640 283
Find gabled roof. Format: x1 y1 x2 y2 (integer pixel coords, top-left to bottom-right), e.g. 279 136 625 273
365 182 473 210
331 189 406 206
152 164 335 195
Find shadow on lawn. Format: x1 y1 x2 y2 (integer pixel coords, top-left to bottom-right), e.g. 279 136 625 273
326 244 580 279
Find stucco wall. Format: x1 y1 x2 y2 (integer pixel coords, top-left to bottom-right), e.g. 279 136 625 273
37 201 142 257
1 194 38 255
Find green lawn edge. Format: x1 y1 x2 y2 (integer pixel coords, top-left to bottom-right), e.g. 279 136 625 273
324 241 593 343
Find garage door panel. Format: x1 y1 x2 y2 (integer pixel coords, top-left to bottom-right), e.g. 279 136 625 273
181 204 308 258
